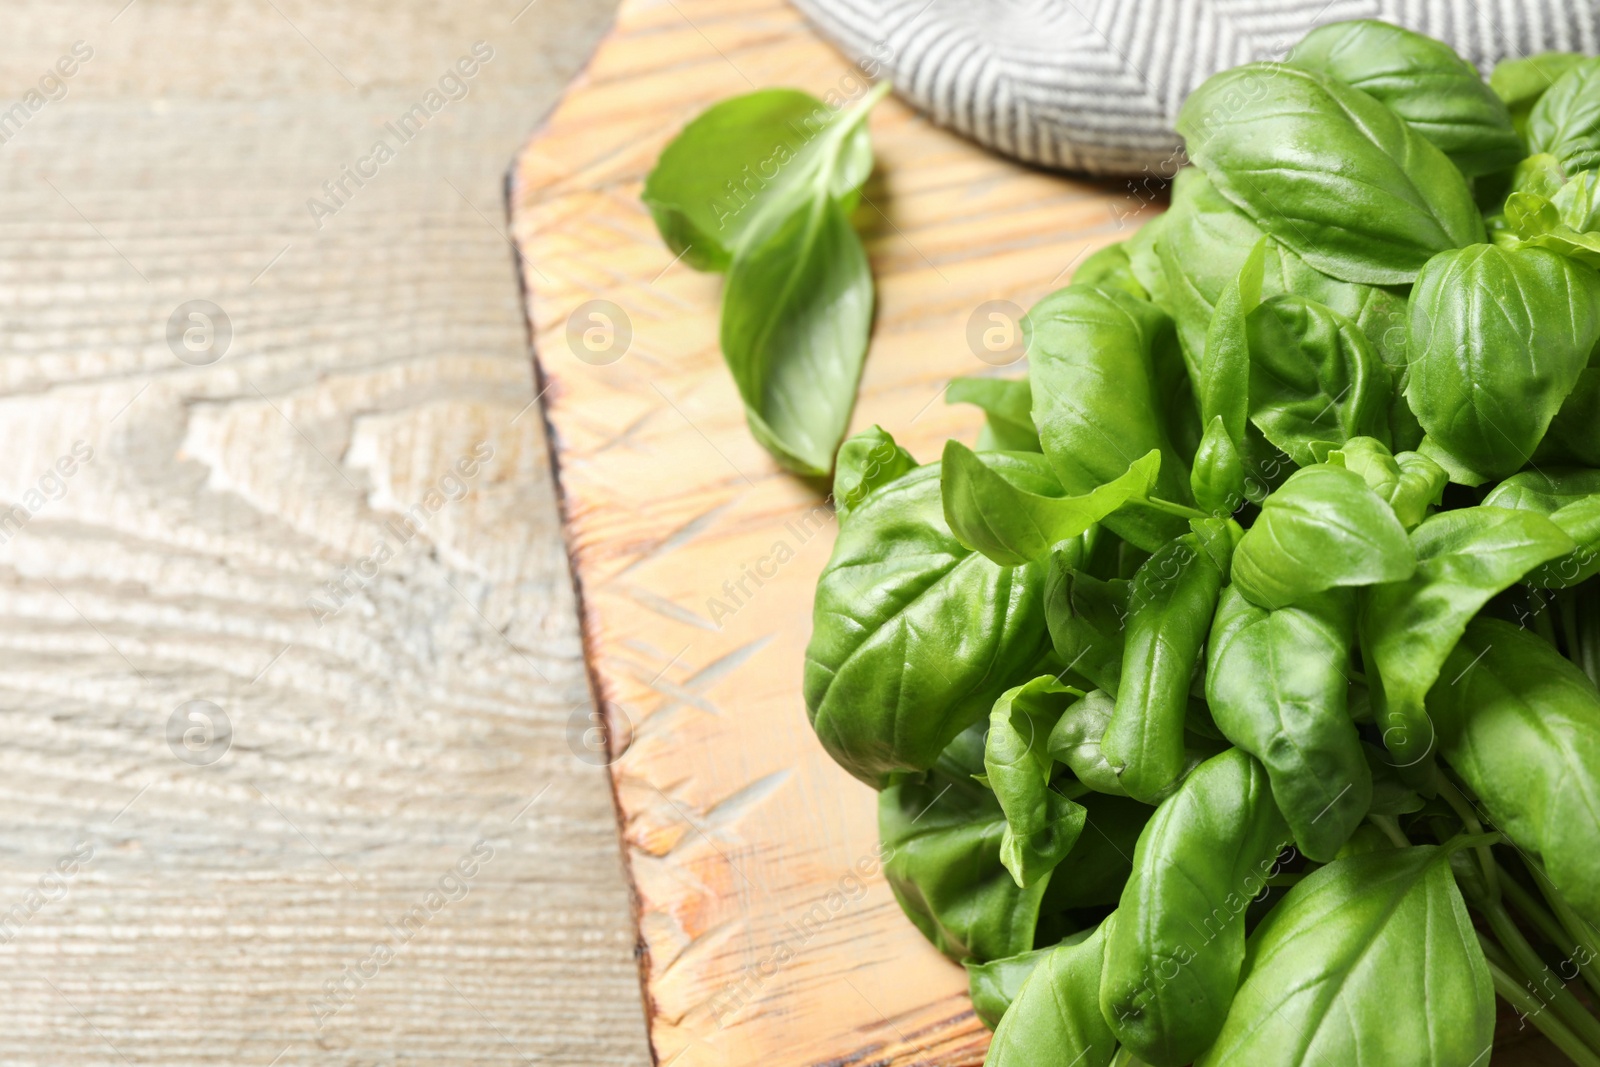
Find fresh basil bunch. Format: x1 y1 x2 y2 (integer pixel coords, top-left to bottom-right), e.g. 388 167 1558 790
798 22 1600 1067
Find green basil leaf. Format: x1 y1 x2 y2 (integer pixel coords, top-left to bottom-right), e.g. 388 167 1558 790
880 725 1051 962
1207 586 1369 862
832 424 916 522
1492 52 1587 136
1124 213 1171 312
642 88 875 272
1484 468 1600 588
1405 243 1600 483
1246 294 1391 466
806 464 1048 786
1290 20 1520 177
1430 619 1600 927
942 445 1162 567
1160 168 1411 384
1177 64 1484 285
720 186 873 476
1198 844 1493 1067
1074 241 1148 299
1029 286 1194 552
1047 688 1127 797
967 945 1054 1030
947 376 1041 453
1363 506 1575 776
1528 57 1600 175
1504 188 1600 267
1328 436 1447 530
985 676 1089 888
1232 465 1415 610
1100 749 1290 1066
987 923 1118 1067
1102 529 1233 802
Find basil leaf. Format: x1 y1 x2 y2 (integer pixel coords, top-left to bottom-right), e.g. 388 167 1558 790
1232 465 1415 610
941 445 1162 567
1405 243 1600 483
720 184 873 476
805 463 1048 786
1074 241 1148 299
1504 188 1600 268
1102 527 1234 803
1290 20 1520 177
1492 52 1587 136
1207 586 1368 862
642 88 875 272
1430 618 1600 927
967 945 1054 1030
1159 168 1410 382
832 424 916 523
880 725 1051 962
1198 845 1494 1067
984 676 1088 888
1041 794 1153 909
1029 286 1194 552
987 923 1118 1067
1177 64 1483 285
947 376 1041 452
1328 436 1447 530
1100 749 1290 1066
1484 468 1600 588
1528 57 1600 175
1246 294 1391 466
1363 506 1576 777
1189 240 1264 513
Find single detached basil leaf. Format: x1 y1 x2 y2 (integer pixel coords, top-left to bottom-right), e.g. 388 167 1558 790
881 725 1051 963
1406 243 1600 483
947 376 1041 452
1160 168 1410 381
1029 286 1193 552
720 186 873 476
1102 530 1232 803
805 464 1048 786
1290 20 1520 177
1246 294 1390 466
1232 465 1415 610
1328 437 1448 530
1101 749 1290 1066
1484 468 1600 588
833 424 916 523
967 945 1054 1031
1198 845 1493 1067
1074 241 1148 299
1208 586 1369 862
1528 57 1600 175
1493 52 1588 135
1177 64 1484 285
1430 619 1600 927
985 676 1088 888
642 88 875 272
987 923 1118 1067
1364 506 1575 777
942 444 1162 567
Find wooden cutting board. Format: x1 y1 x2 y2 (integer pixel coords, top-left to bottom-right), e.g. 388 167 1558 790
508 2 1577 1065
506 2 1136 1060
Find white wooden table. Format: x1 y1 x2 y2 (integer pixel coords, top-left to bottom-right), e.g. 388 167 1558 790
0 2 649 1063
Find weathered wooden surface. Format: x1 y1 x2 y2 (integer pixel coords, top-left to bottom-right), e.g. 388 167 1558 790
0 1 650 1064
509 1 1148 1063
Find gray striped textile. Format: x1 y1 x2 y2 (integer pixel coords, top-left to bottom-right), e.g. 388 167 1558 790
790 0 1600 175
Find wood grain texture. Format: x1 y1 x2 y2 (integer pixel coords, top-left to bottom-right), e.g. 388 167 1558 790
509 2 1142 1064
0 1 650 1064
